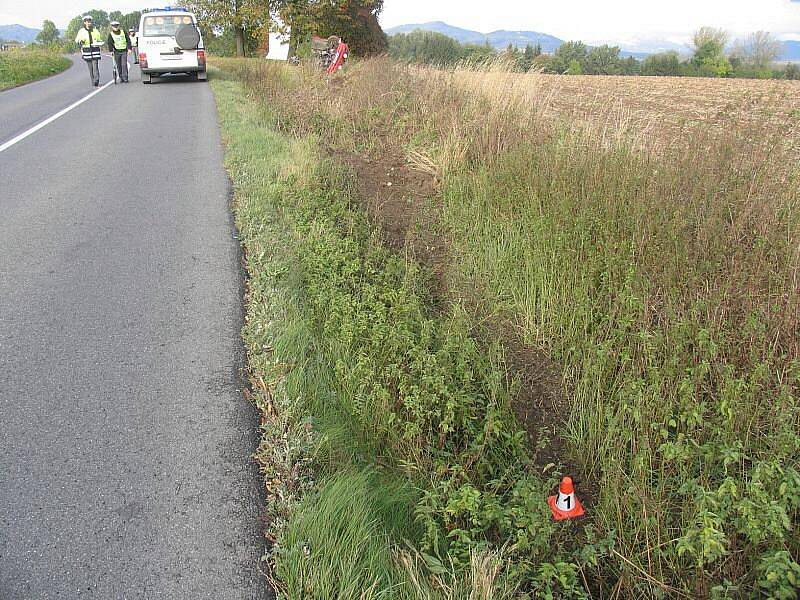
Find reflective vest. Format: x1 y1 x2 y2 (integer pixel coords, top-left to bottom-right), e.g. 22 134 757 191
110 30 127 51
76 27 103 61
75 27 103 47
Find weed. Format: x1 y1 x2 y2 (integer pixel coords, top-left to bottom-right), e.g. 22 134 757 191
214 56 800 597
0 49 70 90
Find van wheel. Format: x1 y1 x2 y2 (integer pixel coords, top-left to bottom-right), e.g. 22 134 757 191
197 71 207 81
142 73 151 84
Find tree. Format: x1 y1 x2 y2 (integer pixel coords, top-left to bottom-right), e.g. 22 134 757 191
523 44 535 60
185 0 271 57
584 44 623 75
693 26 728 56
533 53 556 72
204 26 259 55
65 10 110 44
119 11 142 32
621 55 640 75
388 31 463 65
279 0 387 57
566 59 583 75
732 31 781 75
552 41 588 74
641 51 682 76
461 42 496 66
692 26 731 77
35 20 61 47
785 62 800 80
517 43 535 71
500 42 518 69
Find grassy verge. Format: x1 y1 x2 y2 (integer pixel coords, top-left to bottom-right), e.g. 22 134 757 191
214 58 800 598
212 68 603 598
0 49 71 90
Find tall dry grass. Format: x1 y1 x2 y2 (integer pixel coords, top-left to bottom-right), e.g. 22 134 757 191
217 57 800 597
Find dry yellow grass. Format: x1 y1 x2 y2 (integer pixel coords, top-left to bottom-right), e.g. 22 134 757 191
448 70 800 158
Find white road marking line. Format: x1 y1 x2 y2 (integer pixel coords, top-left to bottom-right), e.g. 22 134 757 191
0 81 114 154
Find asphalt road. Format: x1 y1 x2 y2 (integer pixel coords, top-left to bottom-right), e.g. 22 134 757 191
0 58 268 599
0 56 97 145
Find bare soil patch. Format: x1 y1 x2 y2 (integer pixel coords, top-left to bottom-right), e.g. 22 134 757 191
339 149 447 291
339 146 594 501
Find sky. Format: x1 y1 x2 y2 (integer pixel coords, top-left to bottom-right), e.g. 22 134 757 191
380 0 800 44
1 0 799 43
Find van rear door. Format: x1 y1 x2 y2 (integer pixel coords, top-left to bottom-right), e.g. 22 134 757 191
140 14 199 70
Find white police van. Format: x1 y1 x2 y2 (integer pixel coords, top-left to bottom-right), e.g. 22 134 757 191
137 7 206 84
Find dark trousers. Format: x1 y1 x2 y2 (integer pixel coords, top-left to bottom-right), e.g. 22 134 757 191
113 51 129 82
85 58 100 85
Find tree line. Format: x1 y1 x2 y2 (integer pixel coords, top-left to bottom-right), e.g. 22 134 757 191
28 10 142 51
183 0 387 57
25 1 388 59
389 28 800 80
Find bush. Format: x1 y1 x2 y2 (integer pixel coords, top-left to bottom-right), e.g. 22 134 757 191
640 51 680 76
389 31 466 66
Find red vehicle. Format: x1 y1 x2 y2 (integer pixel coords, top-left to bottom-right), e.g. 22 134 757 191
311 36 349 74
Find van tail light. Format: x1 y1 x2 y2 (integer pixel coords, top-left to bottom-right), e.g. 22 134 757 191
139 52 147 68
197 50 206 66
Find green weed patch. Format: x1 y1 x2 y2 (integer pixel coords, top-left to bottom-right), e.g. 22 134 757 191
211 73 609 598
0 50 70 90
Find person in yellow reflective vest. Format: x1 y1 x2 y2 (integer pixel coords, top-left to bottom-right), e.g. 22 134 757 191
74 15 104 87
129 28 139 64
107 21 132 83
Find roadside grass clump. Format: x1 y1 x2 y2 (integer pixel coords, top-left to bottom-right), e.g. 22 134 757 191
212 72 603 598
0 49 70 90
277 471 420 598
218 57 800 597
213 75 417 597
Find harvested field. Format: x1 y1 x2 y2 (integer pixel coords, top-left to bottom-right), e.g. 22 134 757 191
447 70 800 158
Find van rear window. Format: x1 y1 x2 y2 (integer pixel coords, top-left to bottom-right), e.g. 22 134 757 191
142 15 194 37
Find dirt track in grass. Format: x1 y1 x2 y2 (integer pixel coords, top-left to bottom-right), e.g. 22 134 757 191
337 144 597 505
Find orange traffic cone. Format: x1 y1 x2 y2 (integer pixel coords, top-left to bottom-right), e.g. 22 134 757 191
548 476 585 521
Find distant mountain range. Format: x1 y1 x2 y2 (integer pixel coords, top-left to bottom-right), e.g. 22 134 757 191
386 21 565 53
385 21 800 61
590 38 691 56
0 24 40 43
386 21 658 59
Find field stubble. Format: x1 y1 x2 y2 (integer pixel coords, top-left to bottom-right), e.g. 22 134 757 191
218 57 800 598
451 71 800 158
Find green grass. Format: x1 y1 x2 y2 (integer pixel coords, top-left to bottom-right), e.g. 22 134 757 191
278 471 420 599
211 70 595 598
444 138 800 595
213 58 800 598
211 76 427 599
0 49 70 90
